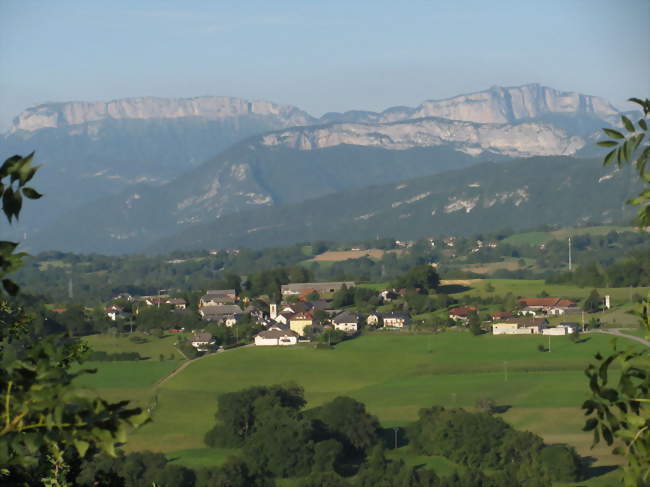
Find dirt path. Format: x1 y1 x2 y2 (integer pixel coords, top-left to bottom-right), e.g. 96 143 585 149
153 345 253 388
590 328 650 347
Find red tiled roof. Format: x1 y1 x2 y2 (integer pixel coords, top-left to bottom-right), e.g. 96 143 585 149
519 298 576 308
491 311 513 319
449 306 477 316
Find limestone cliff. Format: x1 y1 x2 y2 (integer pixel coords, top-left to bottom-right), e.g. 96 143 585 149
261 117 585 158
8 96 315 133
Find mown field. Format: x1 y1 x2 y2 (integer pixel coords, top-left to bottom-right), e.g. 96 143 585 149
77 329 647 486
501 225 636 246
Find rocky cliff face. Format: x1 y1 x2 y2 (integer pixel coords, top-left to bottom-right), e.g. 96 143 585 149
323 84 621 126
260 117 585 158
8 96 315 134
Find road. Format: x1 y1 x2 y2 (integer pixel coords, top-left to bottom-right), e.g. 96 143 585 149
590 328 650 347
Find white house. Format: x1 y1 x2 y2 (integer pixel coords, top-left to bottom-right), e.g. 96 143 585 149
382 312 409 328
332 311 359 333
191 332 215 351
254 327 299 346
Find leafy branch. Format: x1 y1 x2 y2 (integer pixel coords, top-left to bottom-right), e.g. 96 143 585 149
597 98 650 226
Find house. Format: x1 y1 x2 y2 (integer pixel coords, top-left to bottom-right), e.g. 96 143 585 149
492 317 548 335
105 305 123 321
200 289 237 306
382 312 410 328
367 313 382 327
281 302 311 314
518 298 577 314
332 311 359 333
281 282 355 296
254 326 299 346
448 306 478 323
166 298 187 310
144 295 169 307
199 304 243 322
379 289 398 302
190 332 215 351
288 311 315 336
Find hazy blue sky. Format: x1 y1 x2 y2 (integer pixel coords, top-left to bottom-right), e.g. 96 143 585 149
1 0 648 130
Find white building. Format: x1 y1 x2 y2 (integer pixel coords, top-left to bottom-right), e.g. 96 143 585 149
254 327 299 346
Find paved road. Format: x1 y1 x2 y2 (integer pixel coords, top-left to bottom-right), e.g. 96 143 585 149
590 328 650 347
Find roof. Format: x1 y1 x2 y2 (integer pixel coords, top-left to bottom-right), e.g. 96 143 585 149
205 289 236 296
498 317 549 327
332 311 359 324
491 311 513 319
192 332 213 342
166 298 187 305
201 304 243 316
518 298 576 308
256 328 299 339
449 306 477 316
308 299 330 311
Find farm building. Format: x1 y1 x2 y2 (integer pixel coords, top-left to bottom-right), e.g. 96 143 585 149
492 317 548 335
254 327 299 346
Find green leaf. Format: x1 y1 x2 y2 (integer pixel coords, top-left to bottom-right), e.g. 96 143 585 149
603 149 617 166
603 128 624 139
73 439 90 458
621 115 635 133
597 141 619 148
21 187 42 200
639 119 647 131
2 278 19 296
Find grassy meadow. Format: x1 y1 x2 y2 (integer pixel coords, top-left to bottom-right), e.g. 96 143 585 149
74 279 648 485
76 331 646 485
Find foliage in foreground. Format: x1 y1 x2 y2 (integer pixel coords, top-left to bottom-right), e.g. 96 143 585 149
0 153 146 486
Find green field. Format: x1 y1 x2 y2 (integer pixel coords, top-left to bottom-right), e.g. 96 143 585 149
453 278 648 303
501 225 636 246
81 331 645 485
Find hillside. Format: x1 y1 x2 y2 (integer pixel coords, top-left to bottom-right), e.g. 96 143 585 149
0 96 316 234
147 156 640 253
28 144 477 253
3 84 633 252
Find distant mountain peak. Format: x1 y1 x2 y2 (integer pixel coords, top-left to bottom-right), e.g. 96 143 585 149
7 95 315 134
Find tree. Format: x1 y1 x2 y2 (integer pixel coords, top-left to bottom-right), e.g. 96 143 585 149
597 97 649 226
581 100 650 487
307 396 381 456
0 153 147 484
468 311 482 336
582 289 601 313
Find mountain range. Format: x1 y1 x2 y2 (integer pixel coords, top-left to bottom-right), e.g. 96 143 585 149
0 83 630 253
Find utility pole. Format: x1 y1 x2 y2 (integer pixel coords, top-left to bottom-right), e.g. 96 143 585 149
568 237 572 271
548 335 551 353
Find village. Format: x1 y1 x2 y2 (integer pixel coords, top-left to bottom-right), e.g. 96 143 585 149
100 277 605 354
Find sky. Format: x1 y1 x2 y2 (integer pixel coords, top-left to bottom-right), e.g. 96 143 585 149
1 0 649 131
